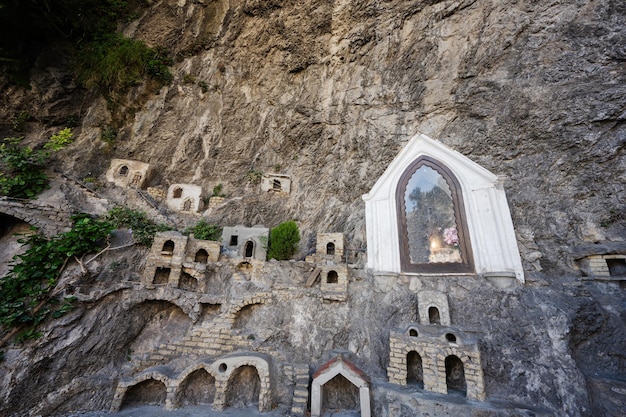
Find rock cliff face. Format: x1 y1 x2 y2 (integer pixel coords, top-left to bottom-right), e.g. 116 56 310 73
0 1 625 416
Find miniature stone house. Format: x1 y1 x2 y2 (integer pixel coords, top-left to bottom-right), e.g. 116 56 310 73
418 291 451 326
142 231 221 289
261 174 291 194
387 324 485 401
221 225 269 261
184 237 220 264
307 233 345 263
311 356 371 417
167 184 203 213
143 231 188 287
362 133 524 282
106 158 150 189
581 254 626 279
320 264 349 301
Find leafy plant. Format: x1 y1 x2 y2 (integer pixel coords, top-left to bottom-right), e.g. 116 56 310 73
184 219 222 241
0 130 74 199
246 170 262 184
106 206 172 246
0 214 113 342
0 137 49 198
44 128 74 151
11 111 30 132
267 221 300 260
198 81 209 93
212 183 225 197
76 33 172 95
101 125 117 144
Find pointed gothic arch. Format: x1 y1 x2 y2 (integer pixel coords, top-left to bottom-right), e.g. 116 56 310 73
396 156 473 273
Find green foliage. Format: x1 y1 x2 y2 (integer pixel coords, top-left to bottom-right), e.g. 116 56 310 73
0 215 113 339
198 81 209 93
76 33 172 94
101 125 117 144
267 221 300 260
184 219 222 241
212 183 225 197
44 128 74 151
11 111 30 132
0 131 74 199
246 170 262 184
106 206 172 246
0 137 49 198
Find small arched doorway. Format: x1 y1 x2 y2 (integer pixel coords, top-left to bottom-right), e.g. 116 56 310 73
445 355 466 396
326 242 335 255
119 165 129 176
195 249 209 263
406 351 423 388
244 241 254 258
121 379 166 409
162 240 175 255
428 306 441 325
183 198 193 211
225 365 261 409
327 270 338 283
177 368 216 407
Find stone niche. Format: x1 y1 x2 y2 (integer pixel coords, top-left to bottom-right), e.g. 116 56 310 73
311 356 371 417
221 225 269 261
106 158 150 189
387 324 485 401
362 133 524 282
418 291 450 326
319 264 349 301
307 233 345 263
167 184 203 213
261 174 291 194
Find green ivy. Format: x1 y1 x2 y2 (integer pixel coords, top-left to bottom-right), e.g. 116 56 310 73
0 130 74 199
106 206 172 246
0 214 113 340
184 219 222 241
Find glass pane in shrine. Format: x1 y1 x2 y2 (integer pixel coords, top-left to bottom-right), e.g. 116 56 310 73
404 165 462 264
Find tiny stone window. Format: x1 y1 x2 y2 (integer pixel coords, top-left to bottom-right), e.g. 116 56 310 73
195 249 209 263
218 363 227 373
119 165 129 176
162 240 175 255
182 198 193 211
409 328 418 337
428 306 441 325
173 187 183 198
244 241 254 258
607 258 626 276
396 156 473 274
272 179 282 190
326 242 335 256
445 333 457 343
327 270 339 284
230 235 238 246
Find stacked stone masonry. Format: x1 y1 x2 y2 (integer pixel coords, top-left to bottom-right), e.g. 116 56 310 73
387 325 485 401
